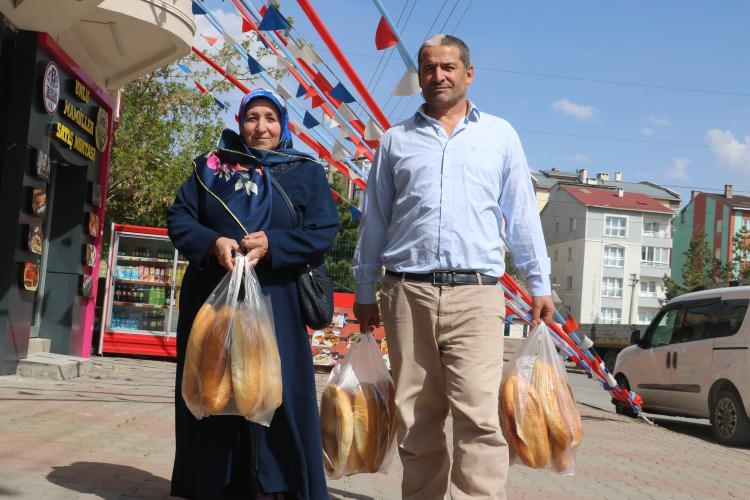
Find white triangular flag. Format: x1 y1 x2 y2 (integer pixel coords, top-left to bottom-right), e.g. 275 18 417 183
338 127 350 139
322 113 334 127
337 105 358 122
276 83 293 100
332 141 349 161
223 32 238 48
364 119 384 141
300 44 322 65
391 67 421 96
224 61 239 75
287 40 304 60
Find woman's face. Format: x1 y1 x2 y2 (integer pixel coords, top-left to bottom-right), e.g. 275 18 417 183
242 98 282 149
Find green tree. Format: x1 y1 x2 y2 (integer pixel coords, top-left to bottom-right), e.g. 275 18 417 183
730 226 750 281
324 171 361 292
665 229 728 299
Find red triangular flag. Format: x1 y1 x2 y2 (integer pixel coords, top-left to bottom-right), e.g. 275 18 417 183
562 314 580 334
194 80 208 94
234 114 239 123
259 5 268 17
330 189 342 201
202 34 219 46
375 16 398 50
241 17 254 33
311 94 326 109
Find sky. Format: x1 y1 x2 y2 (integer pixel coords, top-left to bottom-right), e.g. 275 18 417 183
192 1 750 207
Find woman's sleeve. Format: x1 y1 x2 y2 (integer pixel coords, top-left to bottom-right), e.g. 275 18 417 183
167 172 221 269
264 164 340 270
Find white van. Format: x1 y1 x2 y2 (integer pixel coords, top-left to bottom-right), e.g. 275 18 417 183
613 286 750 446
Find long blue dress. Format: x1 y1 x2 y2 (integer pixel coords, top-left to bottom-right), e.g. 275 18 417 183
167 131 339 499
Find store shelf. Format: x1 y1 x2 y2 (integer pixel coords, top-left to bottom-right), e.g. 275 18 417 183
114 279 179 287
116 255 174 264
112 301 168 309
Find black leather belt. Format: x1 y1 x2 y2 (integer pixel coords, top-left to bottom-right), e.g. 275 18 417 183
385 269 498 286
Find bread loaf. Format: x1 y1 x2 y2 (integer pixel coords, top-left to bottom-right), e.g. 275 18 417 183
533 360 573 449
500 374 551 468
320 384 355 477
230 309 261 417
199 305 233 413
353 384 380 472
374 380 396 469
182 303 217 416
562 383 583 447
551 441 575 472
256 313 282 414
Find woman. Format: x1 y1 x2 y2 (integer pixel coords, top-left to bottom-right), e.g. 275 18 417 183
167 89 339 499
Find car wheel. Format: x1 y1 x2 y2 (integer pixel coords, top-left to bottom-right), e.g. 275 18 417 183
614 374 637 418
711 390 750 446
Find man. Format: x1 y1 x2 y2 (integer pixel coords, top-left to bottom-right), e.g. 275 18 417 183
352 34 553 499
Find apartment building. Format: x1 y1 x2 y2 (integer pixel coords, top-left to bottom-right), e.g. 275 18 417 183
542 184 675 326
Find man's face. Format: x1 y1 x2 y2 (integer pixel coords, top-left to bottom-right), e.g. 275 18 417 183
418 44 473 109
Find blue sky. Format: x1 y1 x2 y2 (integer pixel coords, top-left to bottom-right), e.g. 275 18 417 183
194 1 750 206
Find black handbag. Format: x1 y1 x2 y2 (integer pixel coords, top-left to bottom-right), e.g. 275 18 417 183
270 175 334 330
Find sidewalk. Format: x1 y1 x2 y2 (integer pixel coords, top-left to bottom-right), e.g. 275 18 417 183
1 356 749 499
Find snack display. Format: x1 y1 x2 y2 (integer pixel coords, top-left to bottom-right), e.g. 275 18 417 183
88 213 99 238
28 225 43 254
312 329 339 348
320 333 396 479
499 323 583 473
23 262 39 291
31 188 46 216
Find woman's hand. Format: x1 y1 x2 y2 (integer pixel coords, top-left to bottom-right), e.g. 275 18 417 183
241 231 269 267
213 237 240 271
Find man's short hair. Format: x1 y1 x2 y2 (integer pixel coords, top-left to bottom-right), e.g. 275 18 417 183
417 34 472 70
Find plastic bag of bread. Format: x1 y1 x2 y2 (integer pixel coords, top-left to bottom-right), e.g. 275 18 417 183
181 255 282 426
320 332 397 479
499 323 583 474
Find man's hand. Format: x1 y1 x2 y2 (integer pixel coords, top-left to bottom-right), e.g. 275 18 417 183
241 231 268 267
213 237 240 271
531 295 555 326
354 302 381 333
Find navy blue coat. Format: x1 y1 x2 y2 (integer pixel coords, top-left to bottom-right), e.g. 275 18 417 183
167 152 339 499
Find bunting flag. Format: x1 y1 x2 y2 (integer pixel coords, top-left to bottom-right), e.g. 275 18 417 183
296 83 307 98
364 118 385 141
322 113 339 128
258 5 291 31
222 32 238 47
241 17 254 33
176 63 191 74
202 34 219 46
276 83 294 100
338 127 350 139
375 16 398 50
302 111 319 129
300 44 322 65
194 80 208 94
337 105 358 122
392 67 421 96
246 54 264 75
349 205 362 222
224 61 239 75
331 141 349 161
330 189 341 201
287 40 304 60
562 314 580 334
329 82 355 104
192 1 207 16
213 98 227 110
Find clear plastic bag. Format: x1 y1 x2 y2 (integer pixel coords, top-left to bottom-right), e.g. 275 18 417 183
499 323 583 474
182 255 282 426
320 332 397 479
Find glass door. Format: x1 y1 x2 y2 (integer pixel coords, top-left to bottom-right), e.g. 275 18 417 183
166 251 188 337
29 158 57 338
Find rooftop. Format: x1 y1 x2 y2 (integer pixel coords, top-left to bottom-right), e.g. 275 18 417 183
703 192 750 210
560 185 675 214
532 169 681 202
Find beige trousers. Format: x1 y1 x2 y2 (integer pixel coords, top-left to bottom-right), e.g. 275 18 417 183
380 275 508 500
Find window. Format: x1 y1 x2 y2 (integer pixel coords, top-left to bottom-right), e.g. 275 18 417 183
602 278 623 297
646 308 680 347
643 222 666 237
565 276 573 290
641 247 669 267
716 220 722 233
605 216 627 237
743 219 750 231
600 307 622 324
569 217 577 232
603 246 625 268
568 247 575 261
674 299 749 343
743 249 750 262
638 310 656 325
556 221 560 233
715 248 721 259
554 249 558 262
640 281 657 297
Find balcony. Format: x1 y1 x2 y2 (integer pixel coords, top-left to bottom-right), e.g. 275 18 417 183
1 0 195 91
640 261 670 277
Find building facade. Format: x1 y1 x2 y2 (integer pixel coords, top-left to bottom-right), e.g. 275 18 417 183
0 1 194 374
542 185 675 326
671 185 750 286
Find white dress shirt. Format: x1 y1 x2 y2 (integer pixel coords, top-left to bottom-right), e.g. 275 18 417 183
352 101 551 304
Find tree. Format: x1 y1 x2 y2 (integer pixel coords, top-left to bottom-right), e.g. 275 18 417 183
324 171 361 292
665 228 728 299
730 226 750 281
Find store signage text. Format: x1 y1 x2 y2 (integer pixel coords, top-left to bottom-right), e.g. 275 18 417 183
54 122 96 161
75 80 90 104
62 100 94 135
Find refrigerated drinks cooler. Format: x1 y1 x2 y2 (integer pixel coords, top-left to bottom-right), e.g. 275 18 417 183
98 224 186 357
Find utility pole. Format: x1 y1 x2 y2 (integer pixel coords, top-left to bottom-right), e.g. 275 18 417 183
628 273 639 325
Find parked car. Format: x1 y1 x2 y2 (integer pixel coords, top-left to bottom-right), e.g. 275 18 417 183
613 286 750 446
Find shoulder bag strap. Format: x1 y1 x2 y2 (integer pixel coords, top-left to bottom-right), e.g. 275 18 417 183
269 174 301 227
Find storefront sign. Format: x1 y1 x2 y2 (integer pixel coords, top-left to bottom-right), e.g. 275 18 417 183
31 188 46 216
27 225 43 254
23 263 40 292
62 100 94 135
74 80 90 104
35 150 50 181
95 107 109 152
88 213 99 238
42 61 60 114
54 122 96 161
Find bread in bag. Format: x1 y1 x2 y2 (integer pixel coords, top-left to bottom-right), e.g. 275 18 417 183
500 374 551 468
182 303 216 415
199 305 233 413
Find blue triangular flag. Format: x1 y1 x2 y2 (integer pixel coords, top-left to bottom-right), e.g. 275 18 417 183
246 54 264 75
296 83 306 98
303 111 319 129
329 83 355 104
213 98 226 110
348 205 361 222
176 63 191 74
191 1 207 15
258 5 291 31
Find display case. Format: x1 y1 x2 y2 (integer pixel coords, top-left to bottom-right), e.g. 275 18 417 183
98 224 186 357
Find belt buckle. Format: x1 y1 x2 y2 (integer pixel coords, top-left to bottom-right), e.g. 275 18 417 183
432 271 456 286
